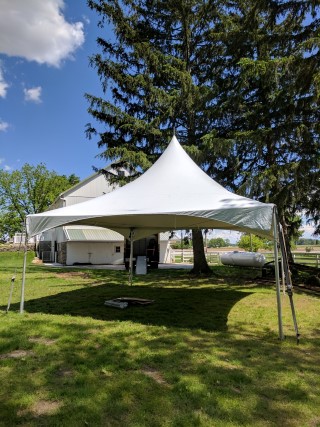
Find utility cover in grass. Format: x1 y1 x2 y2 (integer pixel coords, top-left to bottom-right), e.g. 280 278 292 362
104 297 155 309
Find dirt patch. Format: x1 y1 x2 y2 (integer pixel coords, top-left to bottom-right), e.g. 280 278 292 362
0 350 34 360
29 337 56 346
141 366 169 386
18 400 62 417
32 257 43 264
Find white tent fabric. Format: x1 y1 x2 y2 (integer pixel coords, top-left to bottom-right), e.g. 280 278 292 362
26 136 275 239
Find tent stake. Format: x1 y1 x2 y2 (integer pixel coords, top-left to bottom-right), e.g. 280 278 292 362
273 210 284 340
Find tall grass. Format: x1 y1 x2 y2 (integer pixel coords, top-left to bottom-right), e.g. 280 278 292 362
0 252 320 426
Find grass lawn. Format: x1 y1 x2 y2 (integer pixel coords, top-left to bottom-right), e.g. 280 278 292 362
0 252 320 427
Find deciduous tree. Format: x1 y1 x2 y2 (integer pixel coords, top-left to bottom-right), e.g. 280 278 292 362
208 237 230 248
0 164 79 239
237 233 272 252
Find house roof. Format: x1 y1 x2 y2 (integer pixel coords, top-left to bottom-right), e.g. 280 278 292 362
64 226 124 242
55 172 101 201
51 165 123 204
64 226 170 242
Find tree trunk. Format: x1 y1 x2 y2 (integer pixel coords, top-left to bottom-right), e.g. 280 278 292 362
190 229 212 275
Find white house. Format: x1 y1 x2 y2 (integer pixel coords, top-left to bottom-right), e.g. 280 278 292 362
38 166 172 266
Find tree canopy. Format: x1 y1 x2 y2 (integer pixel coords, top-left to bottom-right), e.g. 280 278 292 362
86 0 228 175
207 238 230 248
0 164 79 239
202 0 320 252
237 233 272 252
86 0 320 265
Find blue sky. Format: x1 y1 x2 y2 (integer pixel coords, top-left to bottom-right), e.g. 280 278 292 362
0 0 106 180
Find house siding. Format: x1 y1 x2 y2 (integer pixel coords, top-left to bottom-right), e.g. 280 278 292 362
66 242 124 265
40 168 170 266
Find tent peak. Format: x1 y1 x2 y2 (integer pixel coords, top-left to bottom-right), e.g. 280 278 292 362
169 134 180 146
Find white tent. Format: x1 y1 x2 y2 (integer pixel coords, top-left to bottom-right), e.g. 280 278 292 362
25 136 299 340
27 136 275 240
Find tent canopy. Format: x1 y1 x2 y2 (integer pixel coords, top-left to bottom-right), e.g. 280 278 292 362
26 136 275 240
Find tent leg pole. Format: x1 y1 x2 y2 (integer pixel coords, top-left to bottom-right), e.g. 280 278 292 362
280 257 286 295
278 227 300 343
6 276 15 313
20 228 28 314
129 229 134 286
288 292 300 343
273 211 284 340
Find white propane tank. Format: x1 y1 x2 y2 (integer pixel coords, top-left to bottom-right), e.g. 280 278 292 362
220 251 266 268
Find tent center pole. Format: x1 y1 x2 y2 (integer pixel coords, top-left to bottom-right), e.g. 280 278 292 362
129 228 134 286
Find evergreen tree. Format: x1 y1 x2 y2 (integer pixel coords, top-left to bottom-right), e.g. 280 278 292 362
202 0 320 259
86 0 319 266
86 0 229 274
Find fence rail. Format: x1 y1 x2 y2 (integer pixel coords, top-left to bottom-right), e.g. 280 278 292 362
292 253 320 268
170 249 320 268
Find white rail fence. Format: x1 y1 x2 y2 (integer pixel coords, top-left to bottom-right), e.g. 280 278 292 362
170 249 320 268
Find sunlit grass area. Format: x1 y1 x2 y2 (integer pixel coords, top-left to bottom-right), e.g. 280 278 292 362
0 252 320 426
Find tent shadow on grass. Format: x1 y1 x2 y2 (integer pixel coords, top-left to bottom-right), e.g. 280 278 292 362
4 284 252 331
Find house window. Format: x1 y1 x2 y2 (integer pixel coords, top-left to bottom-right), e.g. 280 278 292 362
115 246 121 253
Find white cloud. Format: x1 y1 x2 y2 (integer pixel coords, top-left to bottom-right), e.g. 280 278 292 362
0 119 9 131
300 223 317 238
0 65 9 97
24 86 42 103
82 15 91 25
0 0 85 67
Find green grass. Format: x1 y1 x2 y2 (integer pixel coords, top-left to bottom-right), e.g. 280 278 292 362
0 252 320 426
